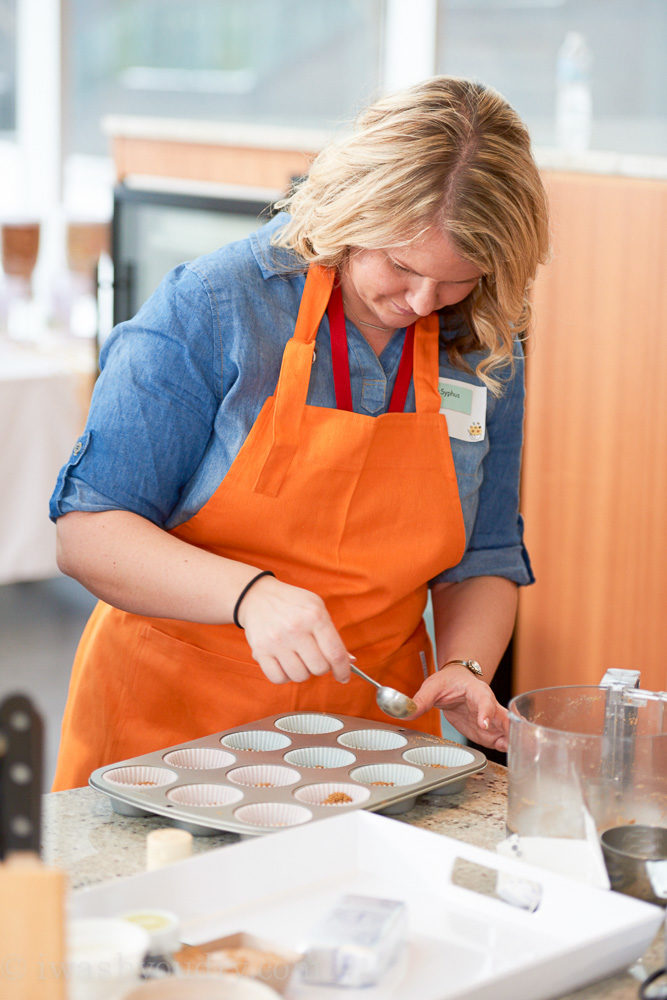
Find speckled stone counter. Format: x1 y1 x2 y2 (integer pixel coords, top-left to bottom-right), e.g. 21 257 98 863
43 762 664 999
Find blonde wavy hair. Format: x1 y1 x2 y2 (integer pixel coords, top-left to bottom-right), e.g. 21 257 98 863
273 76 550 394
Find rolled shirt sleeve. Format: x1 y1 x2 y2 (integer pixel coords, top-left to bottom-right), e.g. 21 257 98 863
432 342 534 587
49 263 221 528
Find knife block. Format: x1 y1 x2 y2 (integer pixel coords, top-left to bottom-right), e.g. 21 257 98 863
0 853 67 999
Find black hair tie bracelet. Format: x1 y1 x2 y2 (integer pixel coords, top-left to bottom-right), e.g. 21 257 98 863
233 570 275 629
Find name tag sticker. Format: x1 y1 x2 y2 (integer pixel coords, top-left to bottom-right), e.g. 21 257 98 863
438 377 487 442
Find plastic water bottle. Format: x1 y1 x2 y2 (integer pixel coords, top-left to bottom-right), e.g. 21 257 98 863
555 32 593 153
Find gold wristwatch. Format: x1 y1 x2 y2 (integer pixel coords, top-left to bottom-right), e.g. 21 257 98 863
440 658 483 677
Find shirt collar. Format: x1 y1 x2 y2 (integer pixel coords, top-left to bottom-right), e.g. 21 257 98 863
249 212 306 279
251 217 470 348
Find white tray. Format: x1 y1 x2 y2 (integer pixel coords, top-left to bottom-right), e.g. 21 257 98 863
71 811 664 1000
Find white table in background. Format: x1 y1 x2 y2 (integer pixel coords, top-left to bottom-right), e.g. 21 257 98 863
0 335 95 584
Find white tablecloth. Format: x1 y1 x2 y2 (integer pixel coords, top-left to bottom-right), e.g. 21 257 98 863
0 337 95 584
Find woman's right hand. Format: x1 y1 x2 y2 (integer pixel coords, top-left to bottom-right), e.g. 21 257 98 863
236 574 351 685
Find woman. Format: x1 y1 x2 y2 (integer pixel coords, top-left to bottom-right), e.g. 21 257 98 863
50 76 549 790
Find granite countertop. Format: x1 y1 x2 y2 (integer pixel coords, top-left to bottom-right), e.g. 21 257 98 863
43 762 664 999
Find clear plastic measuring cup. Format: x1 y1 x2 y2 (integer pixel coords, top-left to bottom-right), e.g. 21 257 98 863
507 685 667 840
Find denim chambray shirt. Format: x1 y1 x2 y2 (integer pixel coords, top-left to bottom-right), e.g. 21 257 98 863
50 214 534 587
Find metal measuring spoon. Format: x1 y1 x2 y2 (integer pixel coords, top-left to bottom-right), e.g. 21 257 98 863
350 664 417 719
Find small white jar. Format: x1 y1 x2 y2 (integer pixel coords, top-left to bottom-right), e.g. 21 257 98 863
67 917 149 1000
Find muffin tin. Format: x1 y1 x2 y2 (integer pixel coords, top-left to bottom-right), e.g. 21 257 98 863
89 713 486 838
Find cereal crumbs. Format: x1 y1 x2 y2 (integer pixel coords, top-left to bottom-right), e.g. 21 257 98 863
322 792 353 805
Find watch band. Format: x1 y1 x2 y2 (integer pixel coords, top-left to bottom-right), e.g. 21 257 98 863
440 658 483 677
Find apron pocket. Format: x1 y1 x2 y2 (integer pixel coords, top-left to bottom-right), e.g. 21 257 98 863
143 623 259 678
137 623 272 740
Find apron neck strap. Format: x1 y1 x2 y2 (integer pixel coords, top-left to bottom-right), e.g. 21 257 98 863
413 310 443 414
272 264 334 433
327 281 416 414
254 263 440 496
293 264 335 344
277 263 442 416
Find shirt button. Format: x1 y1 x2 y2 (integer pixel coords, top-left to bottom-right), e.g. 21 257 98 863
72 441 82 455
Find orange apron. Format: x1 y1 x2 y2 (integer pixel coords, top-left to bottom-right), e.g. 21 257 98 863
53 265 465 790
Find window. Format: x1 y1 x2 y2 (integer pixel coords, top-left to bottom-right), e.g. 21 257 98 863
0 0 16 133
436 0 667 156
64 0 385 158
3 0 665 326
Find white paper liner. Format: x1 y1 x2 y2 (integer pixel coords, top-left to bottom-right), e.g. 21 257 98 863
294 782 370 807
274 713 344 734
283 746 356 769
402 746 475 768
234 802 312 829
103 766 176 788
220 730 291 752
227 765 301 788
350 763 424 787
162 748 236 770
338 729 407 751
166 784 243 807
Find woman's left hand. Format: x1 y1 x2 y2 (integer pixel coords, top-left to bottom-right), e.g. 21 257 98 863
407 663 509 751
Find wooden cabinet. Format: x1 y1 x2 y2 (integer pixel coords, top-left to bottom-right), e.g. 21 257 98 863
515 171 667 693
107 117 323 193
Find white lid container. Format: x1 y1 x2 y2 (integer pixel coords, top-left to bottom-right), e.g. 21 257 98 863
67 917 149 1000
119 908 181 957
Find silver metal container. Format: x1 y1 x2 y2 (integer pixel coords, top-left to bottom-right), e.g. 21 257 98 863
600 825 667 906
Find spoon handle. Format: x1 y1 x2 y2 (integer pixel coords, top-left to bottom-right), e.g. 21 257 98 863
349 664 382 690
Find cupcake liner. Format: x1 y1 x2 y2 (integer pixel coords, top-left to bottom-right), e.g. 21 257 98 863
221 731 291 752
338 729 407 751
283 746 355 769
350 763 423 787
166 784 243 807
163 748 235 770
402 746 475 768
227 765 301 789
103 766 176 789
274 713 343 735
234 802 312 829
294 782 370 807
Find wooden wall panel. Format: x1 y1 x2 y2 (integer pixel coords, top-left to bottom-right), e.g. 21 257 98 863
111 135 317 193
515 172 667 694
